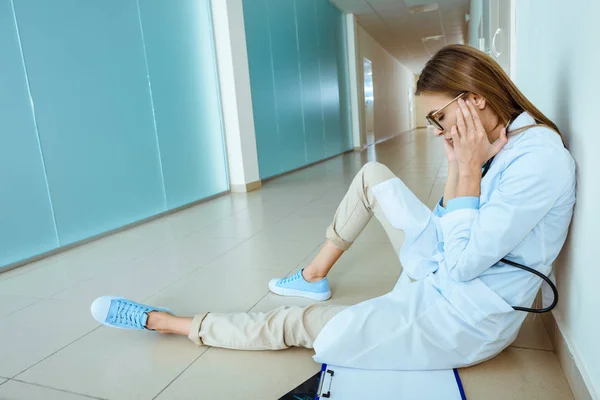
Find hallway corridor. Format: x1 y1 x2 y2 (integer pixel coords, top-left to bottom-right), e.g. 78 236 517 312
0 129 573 399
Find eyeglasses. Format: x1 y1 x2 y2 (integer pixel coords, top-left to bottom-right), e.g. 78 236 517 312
426 92 467 131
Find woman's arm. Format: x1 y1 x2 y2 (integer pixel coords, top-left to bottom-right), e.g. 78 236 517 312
441 149 570 281
443 161 459 207
456 166 482 198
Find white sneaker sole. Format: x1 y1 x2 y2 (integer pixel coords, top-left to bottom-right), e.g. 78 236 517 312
268 281 332 301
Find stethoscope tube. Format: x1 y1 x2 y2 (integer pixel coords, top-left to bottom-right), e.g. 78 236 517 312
498 258 558 313
482 156 558 313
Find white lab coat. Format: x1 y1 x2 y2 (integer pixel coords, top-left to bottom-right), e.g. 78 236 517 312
313 112 576 370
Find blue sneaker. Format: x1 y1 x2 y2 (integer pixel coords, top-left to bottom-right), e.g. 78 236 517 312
90 296 172 330
269 269 331 301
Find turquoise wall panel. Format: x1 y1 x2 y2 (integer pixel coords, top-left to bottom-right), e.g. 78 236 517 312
295 0 325 164
268 0 306 172
0 0 58 268
243 0 350 179
138 0 229 210
242 0 281 179
318 0 342 158
13 0 166 245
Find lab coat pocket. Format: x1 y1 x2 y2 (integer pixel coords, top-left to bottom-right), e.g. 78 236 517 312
447 278 515 340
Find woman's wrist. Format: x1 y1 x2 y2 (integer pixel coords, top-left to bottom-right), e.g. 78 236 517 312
458 164 482 178
443 162 459 206
456 168 482 198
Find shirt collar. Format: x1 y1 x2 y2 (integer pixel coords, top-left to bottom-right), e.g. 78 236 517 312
503 112 536 149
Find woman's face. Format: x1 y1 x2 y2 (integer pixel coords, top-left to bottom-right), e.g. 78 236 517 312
421 93 464 140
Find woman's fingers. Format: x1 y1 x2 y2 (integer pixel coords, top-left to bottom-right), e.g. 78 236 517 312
450 125 460 145
458 99 475 136
455 108 466 138
466 100 485 134
489 128 508 157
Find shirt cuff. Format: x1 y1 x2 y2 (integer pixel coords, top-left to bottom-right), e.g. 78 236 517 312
433 197 447 217
446 196 480 212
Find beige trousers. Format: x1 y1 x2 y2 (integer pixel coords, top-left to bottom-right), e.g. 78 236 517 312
189 162 407 350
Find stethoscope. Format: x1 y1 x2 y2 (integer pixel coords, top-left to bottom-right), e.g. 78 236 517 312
481 153 559 313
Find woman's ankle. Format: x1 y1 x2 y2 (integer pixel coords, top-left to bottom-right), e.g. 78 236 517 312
302 268 326 283
146 311 170 332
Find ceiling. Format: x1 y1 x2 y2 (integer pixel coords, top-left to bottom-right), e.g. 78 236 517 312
330 0 470 73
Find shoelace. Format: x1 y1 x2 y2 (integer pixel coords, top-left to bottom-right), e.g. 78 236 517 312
113 301 146 328
280 271 302 284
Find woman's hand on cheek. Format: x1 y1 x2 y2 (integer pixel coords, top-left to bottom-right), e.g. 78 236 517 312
450 99 508 175
443 134 457 164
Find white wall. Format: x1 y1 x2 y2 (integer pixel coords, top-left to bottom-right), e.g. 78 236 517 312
468 0 483 48
414 75 428 128
356 25 415 145
211 0 260 190
514 1 599 397
345 14 362 149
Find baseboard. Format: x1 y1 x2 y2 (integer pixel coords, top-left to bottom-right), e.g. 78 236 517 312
543 312 597 400
230 180 262 193
370 128 418 147
261 149 354 183
0 190 231 274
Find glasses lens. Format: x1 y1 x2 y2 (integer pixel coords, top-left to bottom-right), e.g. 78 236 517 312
426 116 442 131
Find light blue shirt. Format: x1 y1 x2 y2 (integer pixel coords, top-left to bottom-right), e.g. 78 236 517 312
436 196 480 216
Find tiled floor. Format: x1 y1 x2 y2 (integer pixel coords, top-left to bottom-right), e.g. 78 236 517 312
0 129 574 399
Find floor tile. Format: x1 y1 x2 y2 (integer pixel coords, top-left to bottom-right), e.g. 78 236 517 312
0 377 6 385
50 261 197 305
510 313 553 351
156 346 319 400
0 299 98 377
0 294 41 317
191 212 268 240
0 263 43 282
0 380 95 400
0 248 87 282
17 327 205 400
288 199 339 219
230 202 299 226
0 256 128 298
128 235 243 269
0 265 87 298
206 235 320 273
129 198 242 242
145 267 284 316
252 217 329 247
459 347 573 399
73 228 177 264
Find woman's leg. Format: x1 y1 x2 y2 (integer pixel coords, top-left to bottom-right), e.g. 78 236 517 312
269 162 407 299
303 161 405 281
146 305 347 350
